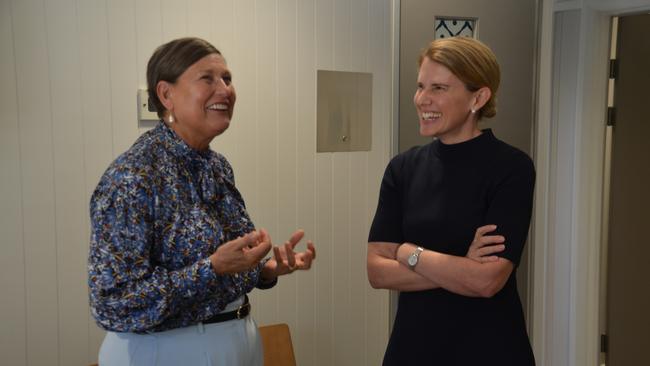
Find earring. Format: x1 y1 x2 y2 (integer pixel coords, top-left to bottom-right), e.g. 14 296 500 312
168 114 174 123
471 109 476 114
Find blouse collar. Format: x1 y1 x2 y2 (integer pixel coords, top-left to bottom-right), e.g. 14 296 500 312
158 121 213 162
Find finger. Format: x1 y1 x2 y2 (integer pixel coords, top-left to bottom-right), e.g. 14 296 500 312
231 231 260 250
285 242 297 268
273 246 291 274
469 235 500 251
477 244 506 257
296 250 313 269
259 228 271 244
246 237 272 260
477 235 506 246
307 241 315 259
479 255 500 263
257 229 272 248
248 242 271 262
468 239 481 250
273 246 283 262
298 245 315 266
273 246 286 269
226 235 248 251
475 224 498 238
287 229 305 249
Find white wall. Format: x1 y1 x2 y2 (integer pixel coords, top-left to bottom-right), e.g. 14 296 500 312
0 0 393 365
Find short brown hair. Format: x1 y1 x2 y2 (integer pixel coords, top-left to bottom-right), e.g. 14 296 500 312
146 37 221 118
419 37 500 119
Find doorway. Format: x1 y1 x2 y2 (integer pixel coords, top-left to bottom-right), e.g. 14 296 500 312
602 13 650 366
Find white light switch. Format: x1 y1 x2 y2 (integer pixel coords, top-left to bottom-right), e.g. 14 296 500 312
137 89 159 122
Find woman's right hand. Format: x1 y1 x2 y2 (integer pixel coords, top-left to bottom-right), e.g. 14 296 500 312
209 230 273 274
466 224 506 263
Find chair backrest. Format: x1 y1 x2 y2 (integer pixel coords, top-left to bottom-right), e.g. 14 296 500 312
258 323 297 366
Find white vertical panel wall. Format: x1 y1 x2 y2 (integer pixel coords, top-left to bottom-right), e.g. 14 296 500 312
0 1 26 365
0 0 393 365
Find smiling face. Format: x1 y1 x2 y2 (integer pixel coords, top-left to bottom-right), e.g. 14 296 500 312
158 53 236 150
414 57 482 144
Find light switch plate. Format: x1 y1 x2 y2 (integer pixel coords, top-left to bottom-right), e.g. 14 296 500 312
137 89 159 122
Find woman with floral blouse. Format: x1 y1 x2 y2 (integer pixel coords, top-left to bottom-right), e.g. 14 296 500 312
88 37 315 366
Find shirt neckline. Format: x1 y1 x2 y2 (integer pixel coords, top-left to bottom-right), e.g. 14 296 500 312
431 128 495 160
158 121 213 162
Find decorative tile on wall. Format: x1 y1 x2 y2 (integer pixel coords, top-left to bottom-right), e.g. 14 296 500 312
434 17 476 39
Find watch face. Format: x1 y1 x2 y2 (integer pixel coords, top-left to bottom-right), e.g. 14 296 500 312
408 254 417 266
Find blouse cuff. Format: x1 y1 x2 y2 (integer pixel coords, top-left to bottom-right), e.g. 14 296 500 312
256 258 278 289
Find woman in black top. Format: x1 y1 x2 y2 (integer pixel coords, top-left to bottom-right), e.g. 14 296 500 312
367 36 535 365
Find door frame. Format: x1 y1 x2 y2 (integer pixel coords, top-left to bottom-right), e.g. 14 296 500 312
389 0 401 331
533 0 650 365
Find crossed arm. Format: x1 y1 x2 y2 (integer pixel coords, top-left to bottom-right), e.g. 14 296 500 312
367 225 513 298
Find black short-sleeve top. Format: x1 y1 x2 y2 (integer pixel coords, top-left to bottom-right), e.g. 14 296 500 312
369 129 536 365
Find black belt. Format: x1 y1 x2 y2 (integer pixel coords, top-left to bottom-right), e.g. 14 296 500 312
203 295 251 324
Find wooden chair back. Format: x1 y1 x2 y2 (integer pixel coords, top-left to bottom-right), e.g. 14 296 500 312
258 323 297 366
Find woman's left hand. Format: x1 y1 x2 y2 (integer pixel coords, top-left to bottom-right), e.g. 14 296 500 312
466 225 505 263
262 229 316 280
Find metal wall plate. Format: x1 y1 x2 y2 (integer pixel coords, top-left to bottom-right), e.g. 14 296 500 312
317 70 372 152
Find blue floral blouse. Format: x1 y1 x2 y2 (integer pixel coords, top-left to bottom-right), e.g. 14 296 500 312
88 122 273 333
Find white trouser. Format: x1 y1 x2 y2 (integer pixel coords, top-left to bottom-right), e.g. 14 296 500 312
98 298 262 366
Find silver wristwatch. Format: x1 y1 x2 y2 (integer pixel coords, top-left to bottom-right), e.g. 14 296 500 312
407 246 424 270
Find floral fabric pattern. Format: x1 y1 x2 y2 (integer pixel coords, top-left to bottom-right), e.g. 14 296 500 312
88 122 267 333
